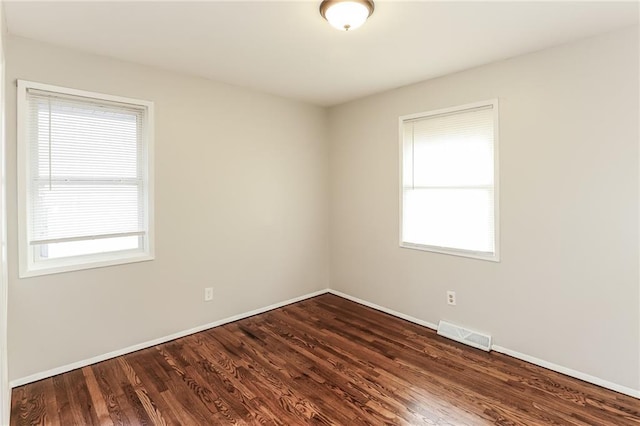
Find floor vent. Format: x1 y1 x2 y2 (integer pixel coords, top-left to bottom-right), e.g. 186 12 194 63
437 320 492 352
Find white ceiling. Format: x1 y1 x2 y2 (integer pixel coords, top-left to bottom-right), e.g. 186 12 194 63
4 1 638 106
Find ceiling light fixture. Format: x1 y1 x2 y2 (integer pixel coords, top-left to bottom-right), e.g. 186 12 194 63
319 0 374 32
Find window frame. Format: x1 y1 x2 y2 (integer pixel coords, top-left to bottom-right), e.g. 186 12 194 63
17 80 155 277
398 99 500 262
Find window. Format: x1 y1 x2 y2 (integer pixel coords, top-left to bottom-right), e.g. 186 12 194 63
400 100 499 261
18 81 154 277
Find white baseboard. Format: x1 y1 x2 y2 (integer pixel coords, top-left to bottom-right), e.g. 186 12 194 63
327 289 438 330
10 287 640 401
491 345 640 399
10 288 330 388
327 289 639 399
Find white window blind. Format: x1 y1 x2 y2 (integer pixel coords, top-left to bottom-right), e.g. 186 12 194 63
18 81 154 276
401 101 498 260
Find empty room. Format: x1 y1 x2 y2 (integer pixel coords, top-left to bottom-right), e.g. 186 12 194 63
0 0 639 424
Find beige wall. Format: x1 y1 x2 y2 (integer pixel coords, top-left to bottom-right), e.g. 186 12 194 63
328 26 639 391
6 36 329 381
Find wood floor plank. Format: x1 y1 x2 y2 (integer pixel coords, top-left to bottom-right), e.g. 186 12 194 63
82 366 114 426
175 335 260 423
11 294 640 425
65 369 101 426
51 373 74 425
10 380 49 426
117 358 167 426
39 378 61 426
92 359 137 425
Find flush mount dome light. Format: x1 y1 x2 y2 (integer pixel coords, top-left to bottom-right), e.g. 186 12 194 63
320 0 375 31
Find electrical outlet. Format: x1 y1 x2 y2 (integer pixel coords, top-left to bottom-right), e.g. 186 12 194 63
447 291 456 306
204 287 214 301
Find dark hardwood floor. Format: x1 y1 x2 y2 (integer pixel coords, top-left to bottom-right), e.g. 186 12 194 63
10 293 640 425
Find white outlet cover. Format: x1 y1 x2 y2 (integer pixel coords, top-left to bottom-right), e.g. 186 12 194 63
204 287 214 301
446 291 456 305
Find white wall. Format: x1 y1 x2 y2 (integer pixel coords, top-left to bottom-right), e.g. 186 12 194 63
328 26 639 392
5 36 329 381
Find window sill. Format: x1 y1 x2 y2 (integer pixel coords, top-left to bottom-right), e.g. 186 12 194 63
19 252 154 278
400 242 500 262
